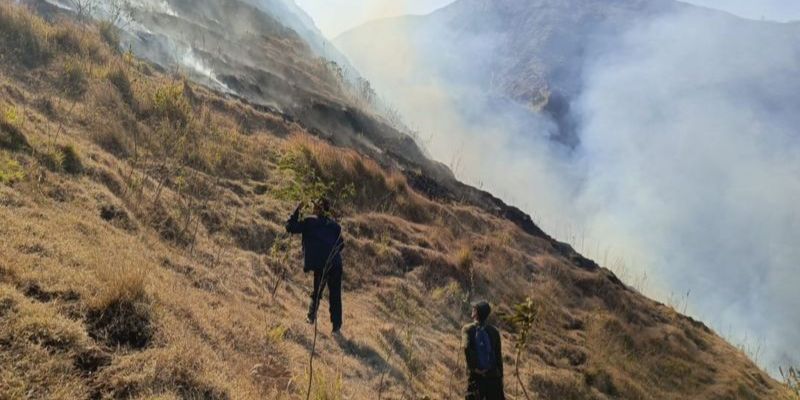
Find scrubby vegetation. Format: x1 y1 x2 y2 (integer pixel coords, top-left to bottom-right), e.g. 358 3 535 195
0 153 24 184
782 367 800 397
0 3 793 399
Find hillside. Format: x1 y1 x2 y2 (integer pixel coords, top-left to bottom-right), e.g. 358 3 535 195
0 3 794 399
29 0 450 183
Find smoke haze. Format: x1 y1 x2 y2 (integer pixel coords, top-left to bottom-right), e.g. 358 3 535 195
336 4 800 373
575 10 800 371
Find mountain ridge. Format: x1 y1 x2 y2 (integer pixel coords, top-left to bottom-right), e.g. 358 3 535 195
335 0 800 145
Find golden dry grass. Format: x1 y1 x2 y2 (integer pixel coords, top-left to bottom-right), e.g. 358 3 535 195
0 3 794 399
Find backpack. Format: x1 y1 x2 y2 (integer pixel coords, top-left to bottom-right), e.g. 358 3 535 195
474 325 496 371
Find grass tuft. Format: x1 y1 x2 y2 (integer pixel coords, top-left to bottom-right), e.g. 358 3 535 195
308 369 343 400
58 58 89 98
98 21 120 50
0 153 25 185
107 65 134 106
60 144 83 174
87 266 153 349
0 3 53 67
152 81 191 126
37 144 83 174
1 108 29 151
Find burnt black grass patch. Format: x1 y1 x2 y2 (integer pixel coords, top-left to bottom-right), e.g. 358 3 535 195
87 298 153 349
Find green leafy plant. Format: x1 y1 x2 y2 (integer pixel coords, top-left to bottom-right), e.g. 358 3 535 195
501 298 540 400
277 145 355 213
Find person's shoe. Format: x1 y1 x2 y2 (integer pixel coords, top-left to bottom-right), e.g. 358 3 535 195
331 326 342 335
305 315 316 325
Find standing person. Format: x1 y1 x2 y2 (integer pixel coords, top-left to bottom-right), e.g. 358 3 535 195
285 198 345 334
462 301 505 400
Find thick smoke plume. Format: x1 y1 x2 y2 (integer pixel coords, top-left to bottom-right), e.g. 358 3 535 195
337 5 800 373
574 9 800 371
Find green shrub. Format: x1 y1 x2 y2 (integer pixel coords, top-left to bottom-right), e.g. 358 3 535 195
277 144 355 212
0 154 24 185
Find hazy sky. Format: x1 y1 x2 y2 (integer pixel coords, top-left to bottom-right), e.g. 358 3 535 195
294 0 453 37
296 0 800 37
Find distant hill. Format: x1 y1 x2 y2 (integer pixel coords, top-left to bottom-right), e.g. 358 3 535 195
335 0 800 144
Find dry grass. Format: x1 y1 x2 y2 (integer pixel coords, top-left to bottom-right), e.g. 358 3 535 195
0 3 794 399
0 2 54 67
281 133 433 221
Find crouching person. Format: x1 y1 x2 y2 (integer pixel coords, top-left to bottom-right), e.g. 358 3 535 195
462 301 505 400
285 198 345 334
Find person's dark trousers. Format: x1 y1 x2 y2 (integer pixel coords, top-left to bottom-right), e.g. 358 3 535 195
466 376 505 400
307 265 342 330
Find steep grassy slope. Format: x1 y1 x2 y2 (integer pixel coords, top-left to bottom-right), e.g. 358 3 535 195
27 0 450 185
0 4 793 399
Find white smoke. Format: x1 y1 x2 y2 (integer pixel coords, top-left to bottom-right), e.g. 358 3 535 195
573 9 800 371
335 5 800 373
179 48 231 92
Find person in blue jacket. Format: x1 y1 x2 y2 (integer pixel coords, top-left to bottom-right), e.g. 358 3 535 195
463 301 505 400
286 198 345 333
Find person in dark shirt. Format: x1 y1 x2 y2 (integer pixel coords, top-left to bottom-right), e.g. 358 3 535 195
285 198 345 333
462 300 505 400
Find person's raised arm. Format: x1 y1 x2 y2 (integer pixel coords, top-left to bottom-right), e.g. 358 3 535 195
285 202 306 234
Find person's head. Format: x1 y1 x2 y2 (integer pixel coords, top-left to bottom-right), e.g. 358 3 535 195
313 197 331 217
471 300 491 324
